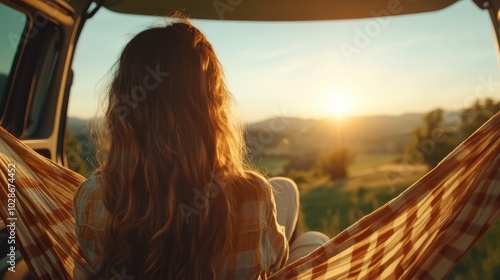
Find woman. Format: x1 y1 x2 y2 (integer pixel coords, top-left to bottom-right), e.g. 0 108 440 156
73 19 328 279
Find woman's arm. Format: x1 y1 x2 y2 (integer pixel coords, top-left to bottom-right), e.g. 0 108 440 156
72 174 106 272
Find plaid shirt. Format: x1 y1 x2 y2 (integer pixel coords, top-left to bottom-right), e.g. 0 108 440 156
72 173 289 279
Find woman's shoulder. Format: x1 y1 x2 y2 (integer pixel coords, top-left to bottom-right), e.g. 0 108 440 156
73 172 107 227
74 172 102 199
241 170 267 183
232 170 274 204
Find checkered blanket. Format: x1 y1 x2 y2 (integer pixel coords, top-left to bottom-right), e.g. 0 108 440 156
0 112 498 280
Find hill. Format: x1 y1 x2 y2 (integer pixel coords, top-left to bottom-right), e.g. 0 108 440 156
67 118 89 136
66 113 430 174
245 113 425 158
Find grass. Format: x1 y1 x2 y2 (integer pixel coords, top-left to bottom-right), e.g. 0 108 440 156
299 173 420 236
348 152 399 175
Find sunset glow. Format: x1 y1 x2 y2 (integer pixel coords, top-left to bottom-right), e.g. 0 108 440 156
68 1 499 123
327 92 354 119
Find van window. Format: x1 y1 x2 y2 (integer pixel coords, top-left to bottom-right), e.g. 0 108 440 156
0 4 27 121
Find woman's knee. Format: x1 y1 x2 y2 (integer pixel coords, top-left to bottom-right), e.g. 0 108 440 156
268 177 300 241
268 177 299 198
288 231 330 264
294 231 330 246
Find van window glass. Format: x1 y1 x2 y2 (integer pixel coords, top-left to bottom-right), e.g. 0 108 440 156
0 4 27 120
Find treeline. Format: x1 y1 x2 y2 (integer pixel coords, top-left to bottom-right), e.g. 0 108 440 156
64 127 97 176
285 147 354 185
404 98 499 168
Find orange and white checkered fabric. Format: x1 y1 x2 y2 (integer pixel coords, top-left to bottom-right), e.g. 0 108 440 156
0 112 498 280
0 130 90 278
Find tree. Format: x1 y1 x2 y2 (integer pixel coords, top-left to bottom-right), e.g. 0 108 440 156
65 128 89 176
460 98 500 138
314 147 354 180
406 98 499 168
283 152 320 174
405 109 458 168
287 169 312 185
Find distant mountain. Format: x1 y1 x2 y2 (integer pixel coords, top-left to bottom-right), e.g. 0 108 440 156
66 112 433 156
67 118 88 135
247 117 317 135
348 113 424 135
245 113 428 156
247 113 424 134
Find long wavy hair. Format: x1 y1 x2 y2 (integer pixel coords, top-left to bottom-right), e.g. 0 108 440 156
95 19 264 279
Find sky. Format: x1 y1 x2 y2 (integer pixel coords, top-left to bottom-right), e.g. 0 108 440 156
69 0 500 123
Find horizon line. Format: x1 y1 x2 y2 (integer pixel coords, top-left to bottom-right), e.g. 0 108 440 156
67 111 436 124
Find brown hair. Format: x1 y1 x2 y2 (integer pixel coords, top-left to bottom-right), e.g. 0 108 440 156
95 19 264 279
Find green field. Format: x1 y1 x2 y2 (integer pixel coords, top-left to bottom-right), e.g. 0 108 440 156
348 152 399 174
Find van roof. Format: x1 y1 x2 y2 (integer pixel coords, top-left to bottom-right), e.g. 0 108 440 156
102 0 459 21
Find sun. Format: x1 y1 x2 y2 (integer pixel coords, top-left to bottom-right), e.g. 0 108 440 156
327 92 353 119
